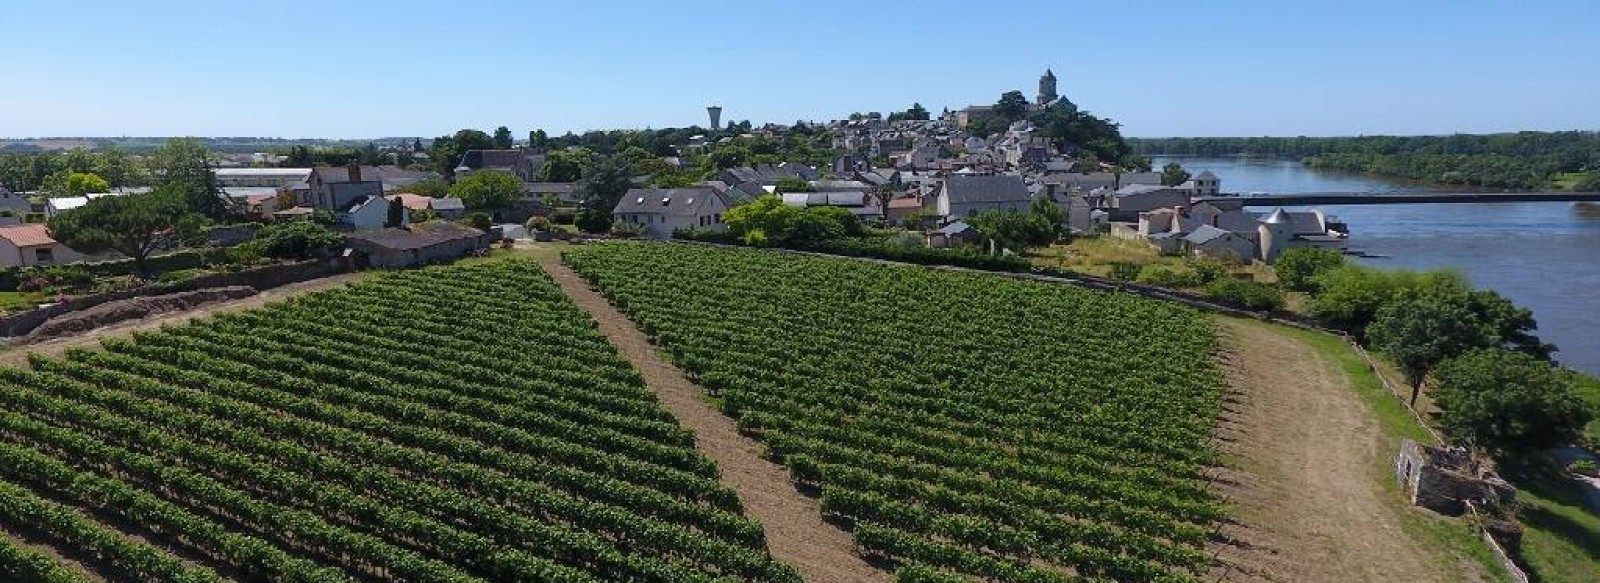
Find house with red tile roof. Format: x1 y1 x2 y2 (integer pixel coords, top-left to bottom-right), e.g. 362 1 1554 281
0 224 80 267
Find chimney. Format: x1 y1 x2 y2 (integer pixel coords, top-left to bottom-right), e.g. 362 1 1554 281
348 161 362 183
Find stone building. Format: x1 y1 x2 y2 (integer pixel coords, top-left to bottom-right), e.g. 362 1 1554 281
1394 439 1515 516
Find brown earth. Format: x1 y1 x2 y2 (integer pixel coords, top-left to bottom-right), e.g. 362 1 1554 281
540 257 889 583
1207 318 1476 583
24 286 259 342
0 271 368 369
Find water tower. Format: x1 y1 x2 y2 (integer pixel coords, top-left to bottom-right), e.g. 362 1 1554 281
707 106 722 130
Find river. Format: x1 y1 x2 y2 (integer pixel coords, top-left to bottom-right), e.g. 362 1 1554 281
1153 156 1600 375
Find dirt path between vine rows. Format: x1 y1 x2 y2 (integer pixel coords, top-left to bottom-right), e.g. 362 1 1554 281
1208 318 1475 583
540 257 889 583
0 272 369 370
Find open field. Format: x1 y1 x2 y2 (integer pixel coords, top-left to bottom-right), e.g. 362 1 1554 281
0 260 796 582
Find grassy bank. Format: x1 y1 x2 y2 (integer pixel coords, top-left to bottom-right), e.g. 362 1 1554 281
1237 319 1513 581
1270 321 1598 583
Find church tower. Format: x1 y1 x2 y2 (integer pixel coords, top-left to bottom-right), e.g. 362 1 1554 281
1037 68 1058 105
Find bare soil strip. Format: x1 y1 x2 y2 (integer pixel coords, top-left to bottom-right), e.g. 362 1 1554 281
541 257 889 583
0 272 368 369
1209 318 1466 583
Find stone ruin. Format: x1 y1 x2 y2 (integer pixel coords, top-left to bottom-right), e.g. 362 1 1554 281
1394 438 1517 517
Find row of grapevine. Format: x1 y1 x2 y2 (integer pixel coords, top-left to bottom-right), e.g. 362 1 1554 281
564 243 1230 582
0 259 799 582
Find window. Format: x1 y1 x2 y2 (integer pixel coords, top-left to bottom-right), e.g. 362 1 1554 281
34 248 53 264
661 197 671 206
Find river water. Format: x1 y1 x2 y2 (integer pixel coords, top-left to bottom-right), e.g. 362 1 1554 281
1153 156 1600 375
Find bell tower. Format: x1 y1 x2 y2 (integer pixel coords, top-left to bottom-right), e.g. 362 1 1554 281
1037 68 1058 105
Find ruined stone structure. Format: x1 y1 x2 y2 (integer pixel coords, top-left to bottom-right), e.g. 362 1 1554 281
1394 439 1516 516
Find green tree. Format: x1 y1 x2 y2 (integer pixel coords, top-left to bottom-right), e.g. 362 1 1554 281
395 178 451 197
967 198 1062 253
1465 289 1555 359
538 147 596 182
252 220 342 259
429 129 497 175
995 90 1030 122
774 177 813 193
93 145 142 187
358 142 381 166
147 137 228 219
1159 162 1191 187
1273 247 1346 292
528 129 549 151
905 103 930 121
47 186 200 277
42 171 110 197
461 211 493 232
1308 265 1467 336
493 126 514 149
576 208 612 233
574 155 634 213
1432 349 1593 455
450 170 521 210
1367 289 1491 404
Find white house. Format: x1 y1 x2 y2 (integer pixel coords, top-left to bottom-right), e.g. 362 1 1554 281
611 188 731 239
0 224 79 267
341 194 395 230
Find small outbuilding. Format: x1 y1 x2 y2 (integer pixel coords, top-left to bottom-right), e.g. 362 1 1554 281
345 222 489 268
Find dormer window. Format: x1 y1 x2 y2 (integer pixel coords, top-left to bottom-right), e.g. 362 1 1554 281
635 197 645 204
661 198 671 206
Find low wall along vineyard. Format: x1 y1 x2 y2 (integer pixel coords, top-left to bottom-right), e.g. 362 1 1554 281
564 243 1229 583
0 259 800 582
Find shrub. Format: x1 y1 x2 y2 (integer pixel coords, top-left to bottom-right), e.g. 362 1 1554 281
1135 265 1199 288
1107 262 1141 282
254 221 342 260
551 208 576 225
1569 459 1598 477
1433 349 1593 455
1204 278 1285 311
575 209 612 234
525 216 552 232
156 268 210 284
1188 258 1228 284
1274 247 1346 292
462 212 493 232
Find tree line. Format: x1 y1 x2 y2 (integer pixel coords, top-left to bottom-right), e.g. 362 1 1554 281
1128 132 1600 190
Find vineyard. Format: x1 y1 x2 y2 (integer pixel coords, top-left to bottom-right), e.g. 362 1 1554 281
564 244 1228 583
0 260 800 583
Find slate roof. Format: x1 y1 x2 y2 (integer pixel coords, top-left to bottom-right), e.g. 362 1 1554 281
1115 184 1172 197
940 175 1030 205
781 192 869 207
809 179 871 191
347 221 485 251
611 188 726 218
935 221 976 236
1196 170 1219 180
459 149 525 170
1183 224 1235 244
523 182 575 194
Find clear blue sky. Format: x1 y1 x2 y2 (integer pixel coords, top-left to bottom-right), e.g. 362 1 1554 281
4 0 1597 139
